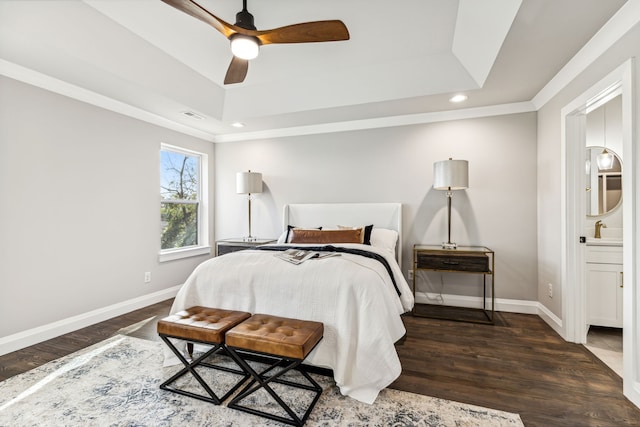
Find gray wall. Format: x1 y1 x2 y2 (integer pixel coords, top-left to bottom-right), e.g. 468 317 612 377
0 75 540 341
0 76 214 338
214 112 538 302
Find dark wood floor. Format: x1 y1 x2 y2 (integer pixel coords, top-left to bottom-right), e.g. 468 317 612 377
1 300 639 426
393 312 640 427
0 300 170 382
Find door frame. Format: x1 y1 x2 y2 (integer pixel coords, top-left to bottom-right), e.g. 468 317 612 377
561 58 638 407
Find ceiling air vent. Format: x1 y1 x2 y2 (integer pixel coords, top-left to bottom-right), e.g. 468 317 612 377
181 111 205 120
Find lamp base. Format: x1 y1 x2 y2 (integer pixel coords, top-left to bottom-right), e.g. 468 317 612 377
442 242 458 249
242 236 258 242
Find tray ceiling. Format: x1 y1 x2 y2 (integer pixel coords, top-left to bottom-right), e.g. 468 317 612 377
0 0 628 139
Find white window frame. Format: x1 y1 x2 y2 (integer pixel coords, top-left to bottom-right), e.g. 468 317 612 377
159 143 210 262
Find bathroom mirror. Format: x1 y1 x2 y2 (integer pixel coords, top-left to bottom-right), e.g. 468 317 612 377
586 146 622 217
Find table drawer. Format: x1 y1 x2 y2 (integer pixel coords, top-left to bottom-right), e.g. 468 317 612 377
416 252 490 272
217 244 251 256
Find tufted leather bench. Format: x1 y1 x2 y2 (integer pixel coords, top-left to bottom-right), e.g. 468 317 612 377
157 306 251 405
225 313 324 426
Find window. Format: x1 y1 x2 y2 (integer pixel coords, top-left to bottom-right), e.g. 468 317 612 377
160 144 209 261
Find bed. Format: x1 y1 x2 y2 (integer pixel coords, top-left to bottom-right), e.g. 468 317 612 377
165 203 414 404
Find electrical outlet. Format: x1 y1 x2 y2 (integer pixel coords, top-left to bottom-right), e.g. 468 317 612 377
144 272 151 283
548 283 553 298
408 270 414 280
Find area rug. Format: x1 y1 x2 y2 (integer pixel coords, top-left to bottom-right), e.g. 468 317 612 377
0 335 524 426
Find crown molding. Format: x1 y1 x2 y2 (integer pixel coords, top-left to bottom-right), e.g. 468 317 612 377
0 59 216 142
213 101 536 143
1 58 535 143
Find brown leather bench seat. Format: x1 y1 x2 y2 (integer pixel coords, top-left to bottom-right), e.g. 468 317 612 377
158 306 251 343
225 313 323 359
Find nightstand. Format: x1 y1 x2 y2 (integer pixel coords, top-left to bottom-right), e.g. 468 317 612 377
215 238 277 256
412 245 495 324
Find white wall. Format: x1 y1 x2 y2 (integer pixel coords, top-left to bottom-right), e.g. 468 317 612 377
0 76 214 339
586 95 623 157
215 112 538 301
537 22 640 317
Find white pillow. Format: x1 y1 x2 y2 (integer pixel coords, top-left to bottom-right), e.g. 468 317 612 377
369 228 398 255
276 230 288 244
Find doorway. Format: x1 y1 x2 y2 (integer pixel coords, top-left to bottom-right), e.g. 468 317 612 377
562 58 638 408
583 95 624 376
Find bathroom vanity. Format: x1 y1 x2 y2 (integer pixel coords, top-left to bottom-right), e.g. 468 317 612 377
586 239 623 328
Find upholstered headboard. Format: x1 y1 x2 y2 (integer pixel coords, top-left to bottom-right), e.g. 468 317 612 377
282 203 403 266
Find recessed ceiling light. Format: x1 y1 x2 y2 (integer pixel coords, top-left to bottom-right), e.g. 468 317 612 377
231 122 245 128
449 94 468 103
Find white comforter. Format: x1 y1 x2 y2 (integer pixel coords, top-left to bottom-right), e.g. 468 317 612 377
165 243 414 404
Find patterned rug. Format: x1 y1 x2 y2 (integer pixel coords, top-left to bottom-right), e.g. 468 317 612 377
0 335 524 426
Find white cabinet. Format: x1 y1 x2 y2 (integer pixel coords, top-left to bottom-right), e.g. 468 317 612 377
586 244 623 328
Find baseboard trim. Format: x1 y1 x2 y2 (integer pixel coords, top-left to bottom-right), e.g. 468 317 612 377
536 302 564 337
0 285 181 357
414 292 564 331
2 289 567 357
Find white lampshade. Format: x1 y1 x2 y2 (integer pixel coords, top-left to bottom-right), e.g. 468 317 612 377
236 171 262 194
433 159 469 190
596 149 614 170
230 35 259 60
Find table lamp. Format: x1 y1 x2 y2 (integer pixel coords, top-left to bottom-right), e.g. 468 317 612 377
236 170 263 241
433 158 469 249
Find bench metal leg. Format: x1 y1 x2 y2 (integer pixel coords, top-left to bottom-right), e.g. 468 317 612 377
159 335 249 405
226 347 323 427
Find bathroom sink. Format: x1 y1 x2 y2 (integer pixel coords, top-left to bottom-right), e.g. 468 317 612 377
586 237 623 246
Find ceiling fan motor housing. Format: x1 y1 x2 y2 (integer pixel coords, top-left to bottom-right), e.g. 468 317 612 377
235 9 256 30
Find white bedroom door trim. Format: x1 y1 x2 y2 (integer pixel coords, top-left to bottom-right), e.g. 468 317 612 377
561 58 638 408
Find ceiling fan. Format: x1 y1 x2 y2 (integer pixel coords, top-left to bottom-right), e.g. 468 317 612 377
161 0 350 85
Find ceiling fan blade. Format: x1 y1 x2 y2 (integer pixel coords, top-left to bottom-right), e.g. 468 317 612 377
255 20 349 45
161 0 236 38
224 56 249 84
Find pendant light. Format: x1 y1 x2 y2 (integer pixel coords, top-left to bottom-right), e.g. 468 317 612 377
596 104 614 170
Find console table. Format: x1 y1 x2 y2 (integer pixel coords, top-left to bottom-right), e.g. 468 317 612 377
412 245 495 324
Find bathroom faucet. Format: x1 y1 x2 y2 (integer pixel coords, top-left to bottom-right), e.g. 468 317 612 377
595 220 607 239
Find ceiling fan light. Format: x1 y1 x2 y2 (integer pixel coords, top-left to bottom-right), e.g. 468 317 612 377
596 148 614 170
230 34 259 60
